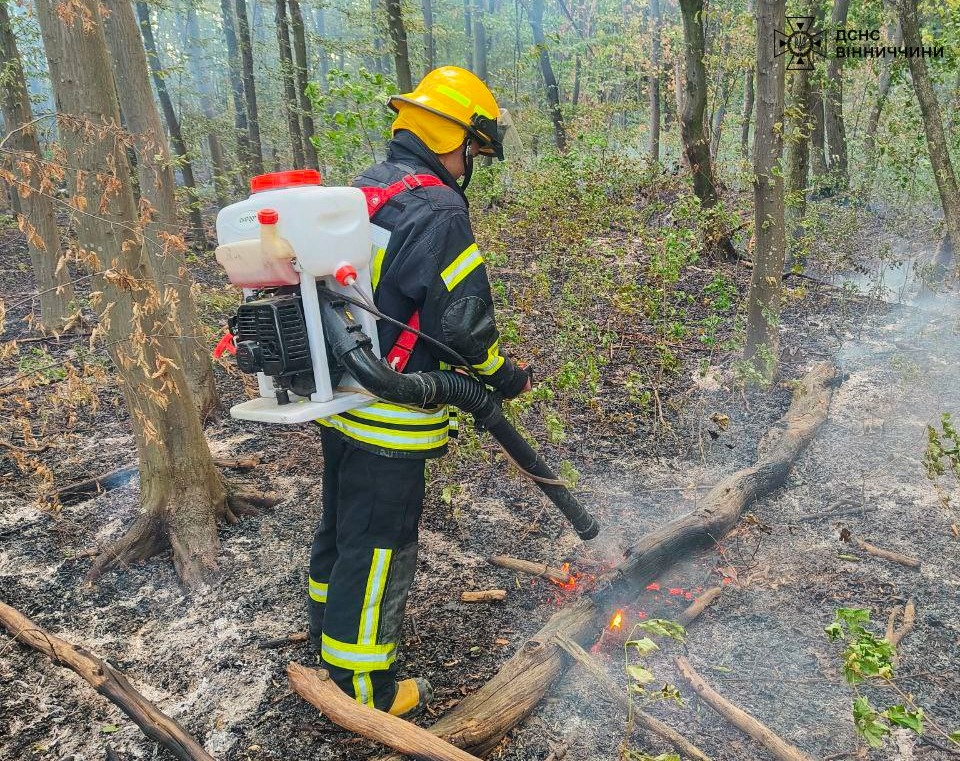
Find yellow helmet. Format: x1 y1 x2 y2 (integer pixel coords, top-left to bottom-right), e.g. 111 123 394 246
389 67 505 160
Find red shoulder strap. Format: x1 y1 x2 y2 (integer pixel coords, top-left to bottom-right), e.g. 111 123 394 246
360 173 446 219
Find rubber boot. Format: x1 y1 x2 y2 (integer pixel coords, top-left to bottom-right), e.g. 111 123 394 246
387 678 433 719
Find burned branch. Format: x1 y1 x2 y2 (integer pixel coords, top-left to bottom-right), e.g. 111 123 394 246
0 601 214 761
675 656 816 761
460 590 508 603
487 555 570 584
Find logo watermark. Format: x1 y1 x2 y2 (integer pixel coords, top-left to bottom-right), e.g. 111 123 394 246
775 16 826 71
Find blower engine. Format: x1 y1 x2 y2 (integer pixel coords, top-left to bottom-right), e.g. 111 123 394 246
214 170 600 540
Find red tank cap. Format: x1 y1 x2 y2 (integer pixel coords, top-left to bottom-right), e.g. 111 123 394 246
257 208 279 225
334 264 358 286
250 169 322 193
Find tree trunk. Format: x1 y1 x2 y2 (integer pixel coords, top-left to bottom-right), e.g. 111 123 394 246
784 66 812 249
289 0 319 169
134 2 207 250
472 0 487 82
236 0 264 174
678 0 718 207
220 0 253 181
745 0 786 381
808 82 828 181
0 0 76 330
823 0 850 191
864 16 902 174
185 7 229 204
275 0 306 167
310 6 330 87
898 0 960 269
528 0 567 151
421 0 435 73
648 0 662 163
102 0 218 416
378 362 838 760
710 39 733 161
740 66 754 160
385 0 413 92
463 0 474 71
34 0 253 588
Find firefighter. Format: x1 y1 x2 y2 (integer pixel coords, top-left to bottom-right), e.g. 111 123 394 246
308 67 531 718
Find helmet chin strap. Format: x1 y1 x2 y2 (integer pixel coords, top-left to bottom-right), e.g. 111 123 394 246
459 140 474 192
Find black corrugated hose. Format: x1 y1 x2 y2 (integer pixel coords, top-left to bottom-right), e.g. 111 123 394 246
318 286 600 541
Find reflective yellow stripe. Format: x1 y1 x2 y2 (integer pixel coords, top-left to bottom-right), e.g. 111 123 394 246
349 402 448 426
321 633 396 671
474 340 505 376
359 548 391 645
308 577 328 603
318 416 449 450
436 84 471 108
441 244 483 291
353 672 374 706
474 104 494 119
371 246 386 291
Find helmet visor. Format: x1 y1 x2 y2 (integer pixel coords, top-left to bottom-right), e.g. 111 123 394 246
469 113 506 161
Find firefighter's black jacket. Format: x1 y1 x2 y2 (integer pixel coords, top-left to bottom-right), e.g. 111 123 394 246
319 130 527 458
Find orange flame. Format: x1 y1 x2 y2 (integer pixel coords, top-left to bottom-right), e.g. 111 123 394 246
609 609 624 630
551 562 580 590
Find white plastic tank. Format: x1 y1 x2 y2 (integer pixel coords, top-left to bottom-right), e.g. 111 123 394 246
214 169 381 424
215 169 371 281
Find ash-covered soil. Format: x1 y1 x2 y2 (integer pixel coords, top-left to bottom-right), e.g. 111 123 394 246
1 204 958 761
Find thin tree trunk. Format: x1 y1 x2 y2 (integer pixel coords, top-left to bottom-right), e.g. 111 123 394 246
710 39 733 161
808 82 827 182
527 0 566 151
289 0 319 169
463 0 474 70
370 0 387 75
648 0 662 163
679 0 718 207
275 0 306 167
422 0 435 73
236 0 264 173
310 6 330 87
0 0 76 330
220 0 252 181
103 0 218 415
472 0 487 82
785 65 812 253
135 2 207 249
823 0 850 190
185 7 229 204
745 0 787 381
34 0 250 587
898 0 960 270
740 66 754 159
864 16 902 172
385 0 413 92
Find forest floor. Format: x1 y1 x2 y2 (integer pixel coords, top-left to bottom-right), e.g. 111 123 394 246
1 190 958 761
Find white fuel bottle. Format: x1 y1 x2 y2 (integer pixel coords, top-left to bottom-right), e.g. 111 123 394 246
215 169 380 424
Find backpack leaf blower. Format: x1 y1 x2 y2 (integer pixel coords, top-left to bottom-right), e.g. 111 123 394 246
213 170 599 541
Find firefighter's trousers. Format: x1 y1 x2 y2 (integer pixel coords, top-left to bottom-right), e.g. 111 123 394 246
309 426 426 711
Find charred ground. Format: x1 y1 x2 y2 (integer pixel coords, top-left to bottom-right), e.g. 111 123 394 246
1 177 958 760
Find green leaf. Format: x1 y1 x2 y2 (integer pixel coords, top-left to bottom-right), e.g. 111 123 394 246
947 730 960 745
100 724 120 734
626 665 655 685
883 705 924 734
853 696 891 748
824 621 845 641
636 619 687 642
625 637 659 657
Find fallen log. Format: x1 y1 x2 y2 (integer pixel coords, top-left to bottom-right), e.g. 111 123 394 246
487 555 569 584
677 587 723 627
258 631 309 649
675 657 816 761
0 601 214 761
287 663 481 761
854 539 921 570
460 590 507 603
554 633 712 761
379 362 838 759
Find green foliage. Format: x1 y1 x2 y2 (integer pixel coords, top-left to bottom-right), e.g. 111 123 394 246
17 348 66 384
305 68 397 184
923 413 960 483
824 608 956 751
